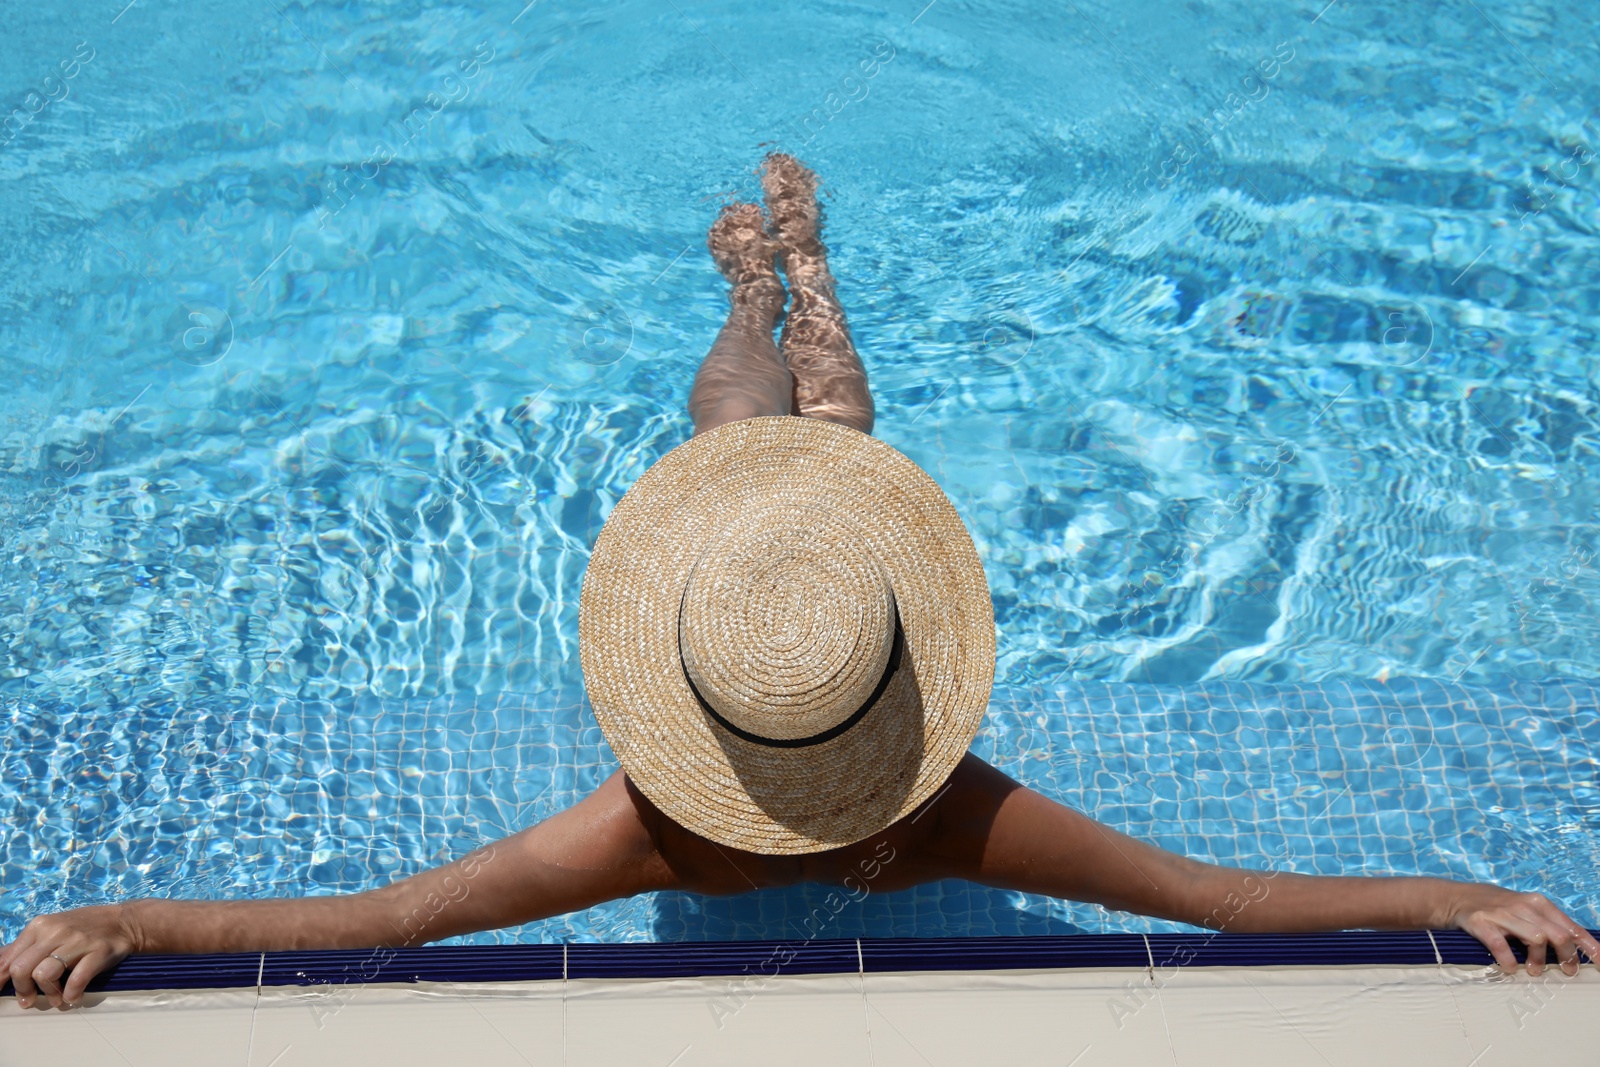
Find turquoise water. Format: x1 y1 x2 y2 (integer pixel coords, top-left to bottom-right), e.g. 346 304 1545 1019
3 0 1599 941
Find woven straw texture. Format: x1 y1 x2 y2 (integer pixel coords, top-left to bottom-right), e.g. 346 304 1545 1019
580 416 995 854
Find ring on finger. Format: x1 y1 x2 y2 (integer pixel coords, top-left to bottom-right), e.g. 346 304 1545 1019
48 953 70 971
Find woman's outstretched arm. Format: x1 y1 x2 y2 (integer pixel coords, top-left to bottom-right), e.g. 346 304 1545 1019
0 773 675 1010
917 755 1600 977
12 755 1598 1012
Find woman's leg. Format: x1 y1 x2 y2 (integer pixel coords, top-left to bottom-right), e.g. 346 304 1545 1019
762 154 875 435
687 203 793 436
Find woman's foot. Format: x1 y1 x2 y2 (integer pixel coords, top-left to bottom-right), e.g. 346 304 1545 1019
691 203 793 433
708 202 784 313
758 153 873 434
760 153 828 274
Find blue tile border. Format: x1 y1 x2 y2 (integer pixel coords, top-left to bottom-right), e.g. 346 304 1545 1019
260 944 565 988
566 937 859 979
6 929 1592 995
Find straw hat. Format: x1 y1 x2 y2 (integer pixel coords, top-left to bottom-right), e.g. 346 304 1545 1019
579 415 994 855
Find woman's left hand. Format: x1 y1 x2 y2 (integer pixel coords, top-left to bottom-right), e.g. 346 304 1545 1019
1447 885 1600 976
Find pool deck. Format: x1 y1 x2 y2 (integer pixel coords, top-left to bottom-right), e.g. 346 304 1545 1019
2 933 1596 1065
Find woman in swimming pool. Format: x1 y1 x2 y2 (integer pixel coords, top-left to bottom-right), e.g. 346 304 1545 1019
5 154 1596 1011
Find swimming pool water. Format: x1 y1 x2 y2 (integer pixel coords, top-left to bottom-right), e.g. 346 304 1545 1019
3 0 1599 940
7 679 1599 944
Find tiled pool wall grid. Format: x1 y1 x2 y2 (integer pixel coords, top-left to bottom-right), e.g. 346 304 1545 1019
4 677 1599 941
4 931 1597 995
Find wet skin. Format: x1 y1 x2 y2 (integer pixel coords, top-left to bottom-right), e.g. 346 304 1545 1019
4 155 1597 1010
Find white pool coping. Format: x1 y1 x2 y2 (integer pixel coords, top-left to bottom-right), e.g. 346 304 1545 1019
2 963 1595 1065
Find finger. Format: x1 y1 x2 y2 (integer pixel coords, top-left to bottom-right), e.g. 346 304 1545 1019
1530 901 1600 972
1516 927 1542 979
1530 910 1588 978
0 932 33 993
44 942 99 1007
1544 922 1581 977
1520 930 1549 977
1465 920 1520 973
8 942 54 1008
62 949 114 1007
1495 914 1551 976
1576 929 1600 971
32 955 68 1010
1543 919 1594 976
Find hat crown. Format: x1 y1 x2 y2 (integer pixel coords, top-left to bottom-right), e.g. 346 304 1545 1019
678 505 896 742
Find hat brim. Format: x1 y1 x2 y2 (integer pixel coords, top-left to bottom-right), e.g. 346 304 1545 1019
579 416 995 855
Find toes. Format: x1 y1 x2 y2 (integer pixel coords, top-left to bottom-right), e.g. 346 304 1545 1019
711 202 763 237
761 152 815 193
708 202 780 284
759 156 823 254
761 164 816 215
709 202 766 246
721 201 764 223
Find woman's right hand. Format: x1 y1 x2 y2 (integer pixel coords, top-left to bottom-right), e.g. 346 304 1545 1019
1 904 139 1010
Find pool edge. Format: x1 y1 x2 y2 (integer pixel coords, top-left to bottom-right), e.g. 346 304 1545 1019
7 929 1590 994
